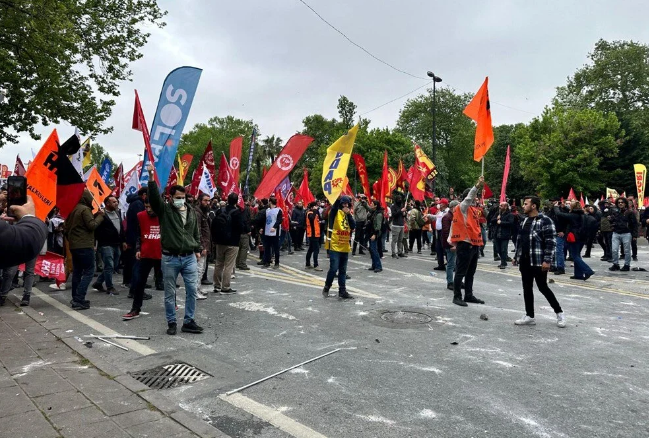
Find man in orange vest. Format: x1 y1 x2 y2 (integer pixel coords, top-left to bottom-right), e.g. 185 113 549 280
305 202 323 271
449 176 486 307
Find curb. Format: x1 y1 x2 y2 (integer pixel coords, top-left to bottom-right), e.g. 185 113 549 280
9 293 230 438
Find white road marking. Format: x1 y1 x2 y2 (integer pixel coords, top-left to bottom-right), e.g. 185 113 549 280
220 393 329 438
228 301 297 320
31 289 156 355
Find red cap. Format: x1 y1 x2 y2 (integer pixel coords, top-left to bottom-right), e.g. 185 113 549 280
439 198 449 205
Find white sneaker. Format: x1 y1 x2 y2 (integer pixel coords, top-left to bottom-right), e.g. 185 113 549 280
231 274 236 279
514 315 536 325
556 312 566 328
196 291 207 300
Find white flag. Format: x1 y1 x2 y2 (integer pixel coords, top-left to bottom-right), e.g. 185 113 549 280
83 165 96 182
119 169 140 216
69 149 84 178
198 165 216 198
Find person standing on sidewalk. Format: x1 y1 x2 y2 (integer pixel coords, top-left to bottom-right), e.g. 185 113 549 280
366 200 384 273
92 195 125 295
322 196 356 299
442 200 459 291
390 196 407 258
553 201 594 281
212 193 245 294
305 202 323 271
449 176 486 307
122 201 161 320
194 194 212 298
352 194 369 256
608 197 637 272
66 190 104 310
513 196 566 328
147 165 203 336
236 199 253 271
262 197 283 269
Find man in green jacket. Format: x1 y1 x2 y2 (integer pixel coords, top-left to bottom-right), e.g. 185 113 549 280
147 165 203 336
66 190 104 310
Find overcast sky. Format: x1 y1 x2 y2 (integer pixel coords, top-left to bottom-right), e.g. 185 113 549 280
3 0 649 172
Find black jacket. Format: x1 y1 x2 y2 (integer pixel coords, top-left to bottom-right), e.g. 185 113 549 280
95 211 125 247
0 217 47 269
390 203 405 226
490 209 515 240
291 206 306 228
126 194 145 247
610 208 638 237
554 208 590 242
211 204 245 247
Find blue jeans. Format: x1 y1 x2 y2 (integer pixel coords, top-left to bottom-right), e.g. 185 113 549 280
369 238 382 270
325 251 349 292
97 245 120 288
445 248 456 285
71 248 95 304
555 236 565 270
306 237 320 267
568 242 593 279
162 254 197 324
612 232 632 267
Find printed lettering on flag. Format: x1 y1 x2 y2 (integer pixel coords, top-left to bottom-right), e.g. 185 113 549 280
24 130 59 220
86 168 111 213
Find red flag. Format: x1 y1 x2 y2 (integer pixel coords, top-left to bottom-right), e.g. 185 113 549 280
352 153 371 198
483 182 494 200
275 189 290 230
644 197 649 208
580 192 585 208
19 252 66 283
24 130 59 220
621 191 627 198
217 153 236 195
13 155 26 176
112 163 124 198
296 168 315 204
237 185 245 209
397 160 407 189
500 145 511 203
166 166 178 194
132 90 159 185
202 141 216 177
55 138 86 218
177 153 193 185
342 177 354 198
189 166 202 197
379 151 390 208
262 166 268 179
229 137 243 184
463 77 494 162
372 180 380 200
407 166 414 185
568 188 577 201
254 134 314 199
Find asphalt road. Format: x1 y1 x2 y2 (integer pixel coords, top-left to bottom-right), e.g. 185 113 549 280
20 242 649 438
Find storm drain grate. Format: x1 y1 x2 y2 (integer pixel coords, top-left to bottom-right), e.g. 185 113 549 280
380 310 432 324
130 363 211 389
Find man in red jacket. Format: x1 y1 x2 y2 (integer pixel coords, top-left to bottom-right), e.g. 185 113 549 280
122 201 162 320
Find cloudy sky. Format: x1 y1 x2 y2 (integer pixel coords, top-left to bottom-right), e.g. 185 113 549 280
3 0 649 172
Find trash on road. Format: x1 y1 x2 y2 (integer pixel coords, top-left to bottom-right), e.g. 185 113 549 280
480 314 489 321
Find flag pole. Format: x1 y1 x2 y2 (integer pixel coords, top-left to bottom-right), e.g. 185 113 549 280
481 157 485 176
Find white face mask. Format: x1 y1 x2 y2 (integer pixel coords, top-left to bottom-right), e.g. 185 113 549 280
173 198 185 208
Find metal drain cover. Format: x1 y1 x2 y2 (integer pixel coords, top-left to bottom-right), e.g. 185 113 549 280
130 363 211 389
380 311 432 324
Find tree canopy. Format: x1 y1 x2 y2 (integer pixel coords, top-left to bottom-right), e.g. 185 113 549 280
0 0 166 145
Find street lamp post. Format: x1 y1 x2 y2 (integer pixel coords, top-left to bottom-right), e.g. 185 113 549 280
427 71 442 194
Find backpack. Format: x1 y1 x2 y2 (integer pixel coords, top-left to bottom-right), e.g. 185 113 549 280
213 208 233 242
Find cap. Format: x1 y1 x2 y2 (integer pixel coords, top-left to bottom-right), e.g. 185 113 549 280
439 198 449 205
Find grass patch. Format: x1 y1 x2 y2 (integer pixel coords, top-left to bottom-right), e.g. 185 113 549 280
97 369 115 380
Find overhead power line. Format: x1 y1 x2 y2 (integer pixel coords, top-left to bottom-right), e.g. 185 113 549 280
359 82 432 116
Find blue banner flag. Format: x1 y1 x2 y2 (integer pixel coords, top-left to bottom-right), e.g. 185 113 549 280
243 126 257 196
99 157 112 184
276 176 292 199
140 66 202 187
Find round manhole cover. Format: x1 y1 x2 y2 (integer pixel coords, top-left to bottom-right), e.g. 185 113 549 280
380 311 432 324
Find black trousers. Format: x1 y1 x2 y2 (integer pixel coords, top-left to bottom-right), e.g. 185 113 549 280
353 221 366 254
409 229 422 252
122 247 136 285
263 235 280 265
453 242 479 299
519 254 562 318
435 230 445 267
131 258 162 312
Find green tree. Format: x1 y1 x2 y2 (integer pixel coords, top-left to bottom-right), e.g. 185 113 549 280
85 143 115 173
396 87 478 195
0 0 166 146
178 116 256 182
556 39 649 193
514 105 621 198
337 95 357 129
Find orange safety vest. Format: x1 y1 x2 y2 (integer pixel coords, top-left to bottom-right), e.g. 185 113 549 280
306 210 320 238
450 205 484 246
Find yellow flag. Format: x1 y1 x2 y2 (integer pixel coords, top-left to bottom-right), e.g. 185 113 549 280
634 164 646 207
81 137 92 167
322 124 359 204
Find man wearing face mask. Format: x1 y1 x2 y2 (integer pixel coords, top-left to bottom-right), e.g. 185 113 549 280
322 195 356 299
122 200 160 320
194 194 212 297
147 165 203 336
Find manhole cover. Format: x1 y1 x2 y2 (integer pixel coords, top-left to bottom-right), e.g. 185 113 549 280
129 363 211 389
380 311 432 324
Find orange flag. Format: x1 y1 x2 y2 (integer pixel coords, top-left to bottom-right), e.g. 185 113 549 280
24 130 59 220
86 168 111 213
463 77 494 162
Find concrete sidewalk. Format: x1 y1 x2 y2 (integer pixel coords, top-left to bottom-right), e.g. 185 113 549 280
0 294 228 438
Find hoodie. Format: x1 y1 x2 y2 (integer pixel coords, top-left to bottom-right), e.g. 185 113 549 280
126 193 145 247
66 191 104 250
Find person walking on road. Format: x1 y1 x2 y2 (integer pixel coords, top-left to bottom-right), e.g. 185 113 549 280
513 196 566 328
147 165 203 336
449 176 486 307
366 199 384 273
92 195 125 295
323 196 356 299
608 197 637 272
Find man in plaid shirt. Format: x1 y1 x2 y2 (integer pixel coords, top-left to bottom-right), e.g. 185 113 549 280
513 196 566 328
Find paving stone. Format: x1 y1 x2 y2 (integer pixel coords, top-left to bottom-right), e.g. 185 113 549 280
126 417 196 437
36 346 81 364
0 385 37 418
114 374 150 393
33 389 92 416
171 410 230 438
15 367 76 397
110 408 165 428
49 405 110 429
3 354 44 375
0 409 59 438
0 374 17 389
95 393 148 417
58 419 124 438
